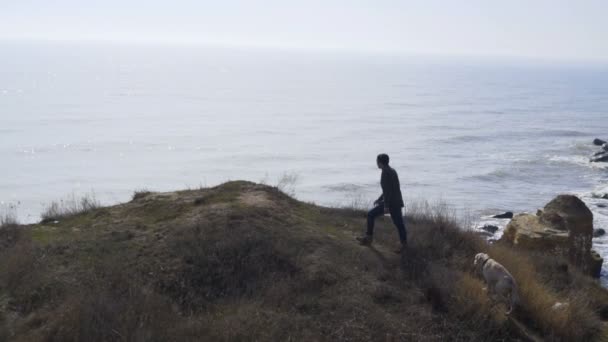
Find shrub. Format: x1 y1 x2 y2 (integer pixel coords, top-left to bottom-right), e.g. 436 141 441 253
0 207 18 228
340 192 370 212
0 208 21 250
132 188 152 201
0 235 59 315
275 172 299 197
167 221 298 313
47 263 177 342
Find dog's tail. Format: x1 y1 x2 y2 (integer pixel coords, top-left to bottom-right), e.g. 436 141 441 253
507 280 520 315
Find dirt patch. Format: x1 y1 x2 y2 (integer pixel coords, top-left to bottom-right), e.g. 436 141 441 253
239 191 275 208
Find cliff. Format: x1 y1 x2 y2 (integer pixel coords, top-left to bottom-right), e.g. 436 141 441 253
1 181 608 341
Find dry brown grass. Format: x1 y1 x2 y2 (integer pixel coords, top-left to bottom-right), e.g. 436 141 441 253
487 244 602 341
0 232 61 324
0 219 21 251
402 205 605 342
0 181 606 341
46 265 177 342
167 220 298 313
40 192 100 223
275 172 299 197
0 208 18 228
132 188 152 201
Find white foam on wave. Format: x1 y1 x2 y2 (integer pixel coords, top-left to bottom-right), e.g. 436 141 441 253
547 155 608 170
471 215 514 240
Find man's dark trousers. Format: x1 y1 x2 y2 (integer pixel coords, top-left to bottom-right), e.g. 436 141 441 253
366 203 407 243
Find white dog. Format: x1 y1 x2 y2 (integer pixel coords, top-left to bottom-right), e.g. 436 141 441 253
474 253 519 314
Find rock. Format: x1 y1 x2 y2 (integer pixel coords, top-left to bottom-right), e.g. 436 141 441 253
594 228 606 238
594 150 607 157
590 250 603 278
591 152 608 163
500 195 599 277
500 213 569 251
492 211 513 219
604 144 608 151
481 224 499 234
597 204 607 208
545 195 594 269
593 138 607 146
593 193 608 200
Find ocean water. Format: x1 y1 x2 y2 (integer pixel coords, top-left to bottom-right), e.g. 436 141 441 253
1 41 608 278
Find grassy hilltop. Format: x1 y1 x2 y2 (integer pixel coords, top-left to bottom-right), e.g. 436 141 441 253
1 181 608 341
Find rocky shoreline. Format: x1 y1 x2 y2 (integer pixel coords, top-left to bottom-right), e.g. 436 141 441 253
501 195 603 277
477 194 605 279
476 138 608 280
591 138 608 163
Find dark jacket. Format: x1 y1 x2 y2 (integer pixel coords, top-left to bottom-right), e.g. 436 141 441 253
377 166 404 208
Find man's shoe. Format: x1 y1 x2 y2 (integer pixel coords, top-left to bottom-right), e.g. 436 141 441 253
356 235 373 246
393 242 407 254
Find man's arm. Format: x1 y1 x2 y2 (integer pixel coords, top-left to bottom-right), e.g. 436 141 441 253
381 170 393 206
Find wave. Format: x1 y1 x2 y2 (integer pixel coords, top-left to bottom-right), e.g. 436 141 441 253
323 183 366 192
547 155 608 170
440 129 589 146
538 129 589 137
467 169 512 182
441 134 491 143
383 102 424 108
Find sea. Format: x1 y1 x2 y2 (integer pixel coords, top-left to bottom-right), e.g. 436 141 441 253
1 41 608 281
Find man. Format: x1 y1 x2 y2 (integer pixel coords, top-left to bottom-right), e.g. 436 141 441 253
357 153 407 253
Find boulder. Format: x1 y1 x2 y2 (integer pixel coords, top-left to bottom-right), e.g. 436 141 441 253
591 152 608 163
500 213 569 252
594 150 607 157
594 228 606 238
593 138 607 146
500 195 601 277
604 144 608 151
493 211 514 219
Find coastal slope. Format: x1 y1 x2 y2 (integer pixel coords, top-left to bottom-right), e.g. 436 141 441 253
1 181 608 341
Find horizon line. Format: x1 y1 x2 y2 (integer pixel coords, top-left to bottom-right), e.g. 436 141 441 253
1 37 608 67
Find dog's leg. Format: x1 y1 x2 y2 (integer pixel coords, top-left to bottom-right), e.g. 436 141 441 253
487 282 497 299
495 281 514 315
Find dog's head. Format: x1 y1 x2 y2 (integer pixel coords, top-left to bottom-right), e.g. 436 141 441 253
473 253 490 268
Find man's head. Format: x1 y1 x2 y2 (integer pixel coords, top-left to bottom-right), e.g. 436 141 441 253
376 153 389 169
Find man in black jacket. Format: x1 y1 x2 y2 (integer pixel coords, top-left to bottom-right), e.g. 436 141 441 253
357 153 407 253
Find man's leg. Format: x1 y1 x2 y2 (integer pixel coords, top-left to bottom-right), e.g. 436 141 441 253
389 207 407 244
366 204 385 236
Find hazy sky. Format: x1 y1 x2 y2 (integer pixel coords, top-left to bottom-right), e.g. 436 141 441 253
2 0 607 62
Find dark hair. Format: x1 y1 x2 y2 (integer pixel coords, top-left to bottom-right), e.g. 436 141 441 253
377 153 389 165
